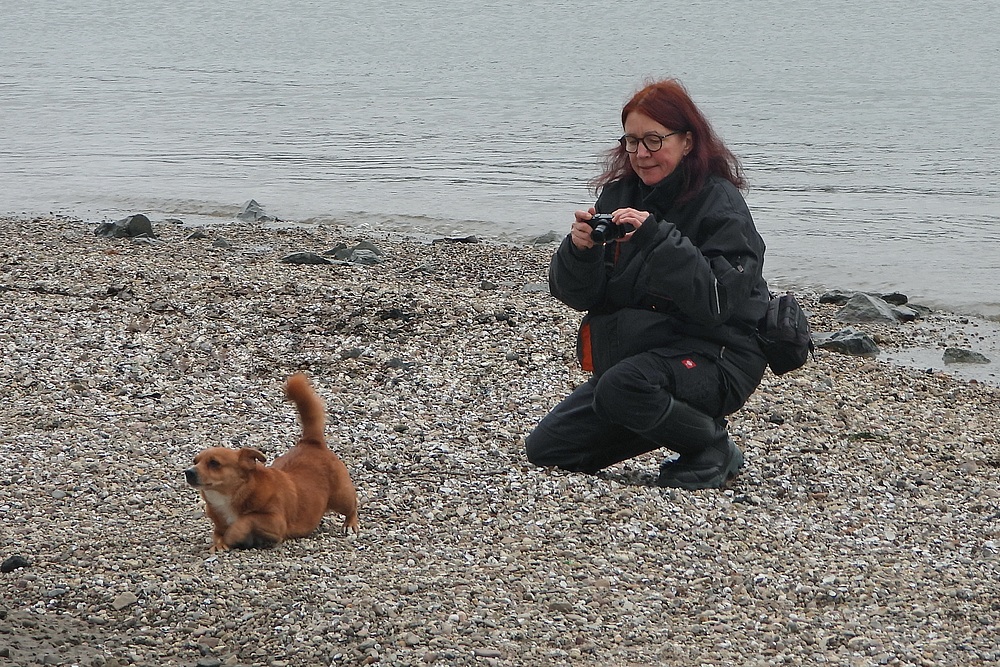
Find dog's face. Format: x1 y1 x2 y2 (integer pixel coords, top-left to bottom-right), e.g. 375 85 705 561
185 447 266 491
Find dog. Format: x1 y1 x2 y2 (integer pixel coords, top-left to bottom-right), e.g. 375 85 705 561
185 373 359 551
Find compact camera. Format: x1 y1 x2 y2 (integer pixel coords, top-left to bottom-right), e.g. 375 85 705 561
587 213 634 244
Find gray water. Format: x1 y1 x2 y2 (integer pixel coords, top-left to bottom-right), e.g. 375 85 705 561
2 0 999 320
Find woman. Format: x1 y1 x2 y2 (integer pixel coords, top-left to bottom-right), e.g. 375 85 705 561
525 79 770 489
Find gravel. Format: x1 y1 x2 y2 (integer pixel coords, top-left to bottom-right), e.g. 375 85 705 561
1 215 998 666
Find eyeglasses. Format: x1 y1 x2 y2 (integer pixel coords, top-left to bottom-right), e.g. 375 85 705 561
619 131 683 153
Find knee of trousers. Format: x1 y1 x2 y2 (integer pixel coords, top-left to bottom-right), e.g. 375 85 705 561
591 361 660 424
524 428 597 473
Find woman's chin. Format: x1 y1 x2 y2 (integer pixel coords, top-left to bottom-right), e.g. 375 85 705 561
637 171 663 186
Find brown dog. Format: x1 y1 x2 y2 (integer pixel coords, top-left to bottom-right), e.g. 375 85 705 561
185 373 359 551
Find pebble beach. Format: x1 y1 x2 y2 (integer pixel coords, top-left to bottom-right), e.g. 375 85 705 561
1 215 998 667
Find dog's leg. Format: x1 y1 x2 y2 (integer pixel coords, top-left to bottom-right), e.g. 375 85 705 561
223 515 285 550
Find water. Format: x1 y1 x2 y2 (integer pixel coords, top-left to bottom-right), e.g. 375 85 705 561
2 0 998 321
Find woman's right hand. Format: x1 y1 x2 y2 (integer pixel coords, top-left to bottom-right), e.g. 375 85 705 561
570 208 598 250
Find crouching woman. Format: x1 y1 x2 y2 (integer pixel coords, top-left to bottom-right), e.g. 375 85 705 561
525 79 770 489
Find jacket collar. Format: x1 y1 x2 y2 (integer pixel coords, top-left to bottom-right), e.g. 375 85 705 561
636 164 686 211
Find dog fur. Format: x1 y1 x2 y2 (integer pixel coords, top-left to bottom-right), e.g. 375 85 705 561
185 373 359 551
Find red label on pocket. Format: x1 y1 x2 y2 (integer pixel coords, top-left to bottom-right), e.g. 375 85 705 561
580 322 593 373
681 358 697 369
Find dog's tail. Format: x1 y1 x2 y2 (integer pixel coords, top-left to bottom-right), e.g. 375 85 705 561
285 373 327 446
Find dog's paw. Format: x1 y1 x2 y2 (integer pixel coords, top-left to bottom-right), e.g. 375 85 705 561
209 538 230 553
342 517 360 535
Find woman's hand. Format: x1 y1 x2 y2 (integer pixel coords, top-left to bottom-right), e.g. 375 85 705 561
570 208 599 250
570 207 651 249
610 208 652 240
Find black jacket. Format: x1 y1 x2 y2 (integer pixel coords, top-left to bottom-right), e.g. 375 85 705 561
550 169 770 406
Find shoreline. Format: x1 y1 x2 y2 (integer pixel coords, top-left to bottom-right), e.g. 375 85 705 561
2 214 998 666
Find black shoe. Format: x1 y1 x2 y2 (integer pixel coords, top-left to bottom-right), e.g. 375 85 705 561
655 438 744 490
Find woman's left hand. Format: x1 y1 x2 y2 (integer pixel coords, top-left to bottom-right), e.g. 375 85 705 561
612 208 652 240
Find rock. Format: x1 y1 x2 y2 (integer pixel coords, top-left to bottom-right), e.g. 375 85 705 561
835 293 899 324
891 304 919 322
434 235 479 244
814 327 880 356
94 214 156 239
236 199 274 222
346 249 383 265
111 592 139 611
1 555 30 573
473 648 502 658
327 240 385 265
279 252 333 265
530 231 563 244
943 348 991 364
819 290 855 305
879 291 909 306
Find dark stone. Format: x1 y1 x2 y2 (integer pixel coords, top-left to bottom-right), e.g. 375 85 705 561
1 555 30 573
346 249 383 265
328 241 385 265
324 242 350 257
236 199 274 222
94 214 155 239
879 292 909 306
835 294 899 324
531 231 563 244
434 235 479 244
891 305 919 322
814 327 880 356
819 290 855 305
943 348 991 364
279 252 333 265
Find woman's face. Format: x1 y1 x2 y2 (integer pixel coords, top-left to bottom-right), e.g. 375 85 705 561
622 111 692 186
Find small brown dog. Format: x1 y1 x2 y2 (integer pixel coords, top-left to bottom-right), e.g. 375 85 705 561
185 373 359 551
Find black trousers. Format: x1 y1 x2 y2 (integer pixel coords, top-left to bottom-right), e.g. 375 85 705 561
525 349 728 474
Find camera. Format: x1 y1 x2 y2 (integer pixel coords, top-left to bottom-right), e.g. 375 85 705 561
587 213 634 244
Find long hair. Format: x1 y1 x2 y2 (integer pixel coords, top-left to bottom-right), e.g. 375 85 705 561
591 79 746 204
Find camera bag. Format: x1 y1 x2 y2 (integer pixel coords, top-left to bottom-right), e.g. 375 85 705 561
755 292 814 375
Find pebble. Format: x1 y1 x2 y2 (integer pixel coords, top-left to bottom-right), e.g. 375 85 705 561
0 215 998 666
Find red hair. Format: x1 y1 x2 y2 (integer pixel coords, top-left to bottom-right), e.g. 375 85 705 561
591 79 746 204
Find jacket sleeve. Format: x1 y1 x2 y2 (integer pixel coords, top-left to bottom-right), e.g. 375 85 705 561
548 235 607 312
636 184 765 326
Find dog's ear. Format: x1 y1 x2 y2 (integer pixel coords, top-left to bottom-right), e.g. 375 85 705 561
238 448 267 470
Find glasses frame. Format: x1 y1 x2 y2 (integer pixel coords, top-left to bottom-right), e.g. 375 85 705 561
619 131 684 154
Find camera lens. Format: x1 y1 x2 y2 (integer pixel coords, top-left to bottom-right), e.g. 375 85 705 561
590 222 611 243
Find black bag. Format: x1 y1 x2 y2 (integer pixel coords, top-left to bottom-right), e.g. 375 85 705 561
756 292 814 375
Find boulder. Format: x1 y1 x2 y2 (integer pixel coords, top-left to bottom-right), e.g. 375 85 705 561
814 327 880 357
943 348 991 364
236 199 275 222
835 293 899 324
94 214 155 239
